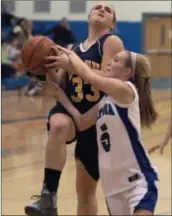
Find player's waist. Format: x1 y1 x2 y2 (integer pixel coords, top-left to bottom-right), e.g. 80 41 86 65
99 167 149 196
69 99 100 113
99 158 159 182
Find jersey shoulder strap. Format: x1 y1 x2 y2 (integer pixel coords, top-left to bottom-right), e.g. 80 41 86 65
71 41 81 51
97 33 113 56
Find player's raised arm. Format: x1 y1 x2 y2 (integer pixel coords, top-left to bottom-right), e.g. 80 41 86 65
54 46 133 105
44 35 124 77
45 46 68 90
46 68 68 90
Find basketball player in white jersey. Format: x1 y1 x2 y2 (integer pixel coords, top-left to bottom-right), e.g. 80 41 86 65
41 47 159 215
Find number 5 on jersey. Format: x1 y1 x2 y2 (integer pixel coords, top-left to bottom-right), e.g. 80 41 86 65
100 123 111 152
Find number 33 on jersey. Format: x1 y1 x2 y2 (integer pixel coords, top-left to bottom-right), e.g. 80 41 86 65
70 62 101 103
67 34 112 112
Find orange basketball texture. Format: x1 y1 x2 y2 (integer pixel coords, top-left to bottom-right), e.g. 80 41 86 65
21 36 55 74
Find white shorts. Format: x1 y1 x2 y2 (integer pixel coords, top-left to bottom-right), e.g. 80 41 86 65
106 181 158 215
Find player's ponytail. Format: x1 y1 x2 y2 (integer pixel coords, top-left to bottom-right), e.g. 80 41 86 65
132 54 158 128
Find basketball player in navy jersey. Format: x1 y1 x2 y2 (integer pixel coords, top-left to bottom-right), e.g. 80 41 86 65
42 47 159 215
25 3 124 216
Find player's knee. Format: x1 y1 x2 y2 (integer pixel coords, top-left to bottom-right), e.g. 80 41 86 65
51 121 69 135
50 117 69 136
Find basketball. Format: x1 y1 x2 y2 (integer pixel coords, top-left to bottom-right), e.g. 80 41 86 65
21 36 55 75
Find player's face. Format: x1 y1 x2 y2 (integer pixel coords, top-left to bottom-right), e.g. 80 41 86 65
106 51 129 79
88 3 114 29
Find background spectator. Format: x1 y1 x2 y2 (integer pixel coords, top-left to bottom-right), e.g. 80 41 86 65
44 17 76 47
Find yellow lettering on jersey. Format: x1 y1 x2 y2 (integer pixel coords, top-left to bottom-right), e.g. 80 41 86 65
85 81 100 102
71 77 83 102
84 60 100 71
70 60 102 103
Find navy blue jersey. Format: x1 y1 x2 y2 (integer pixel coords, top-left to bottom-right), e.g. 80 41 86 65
66 34 112 113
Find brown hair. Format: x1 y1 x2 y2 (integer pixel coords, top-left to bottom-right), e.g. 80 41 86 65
125 52 158 128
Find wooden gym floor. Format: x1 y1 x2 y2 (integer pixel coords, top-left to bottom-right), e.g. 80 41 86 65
2 89 171 215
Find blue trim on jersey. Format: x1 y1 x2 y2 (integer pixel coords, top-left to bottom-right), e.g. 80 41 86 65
115 105 159 183
134 181 158 213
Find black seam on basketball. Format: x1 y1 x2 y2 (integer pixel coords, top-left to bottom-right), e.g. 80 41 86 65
26 38 46 68
30 48 53 71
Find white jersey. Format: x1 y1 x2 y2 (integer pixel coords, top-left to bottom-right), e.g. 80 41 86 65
96 81 158 196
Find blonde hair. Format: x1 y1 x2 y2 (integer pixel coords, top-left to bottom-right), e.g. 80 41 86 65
126 52 158 128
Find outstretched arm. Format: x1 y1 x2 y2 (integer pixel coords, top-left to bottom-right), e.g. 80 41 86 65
44 35 124 77
44 36 133 104
148 121 172 155
64 50 134 105
46 68 68 90
59 94 99 131
45 46 68 90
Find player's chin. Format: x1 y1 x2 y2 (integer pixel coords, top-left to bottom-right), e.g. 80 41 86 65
92 17 105 24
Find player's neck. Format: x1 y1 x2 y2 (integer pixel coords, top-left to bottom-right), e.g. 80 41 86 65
87 27 110 43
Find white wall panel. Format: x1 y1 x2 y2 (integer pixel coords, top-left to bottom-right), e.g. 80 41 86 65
14 1 171 21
